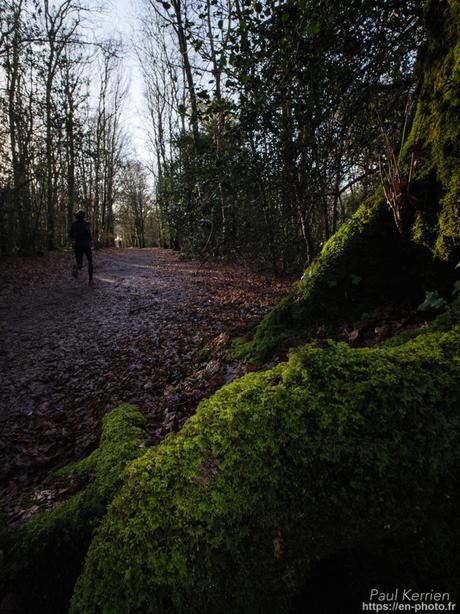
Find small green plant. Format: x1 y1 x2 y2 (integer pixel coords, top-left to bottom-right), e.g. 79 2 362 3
417 291 448 312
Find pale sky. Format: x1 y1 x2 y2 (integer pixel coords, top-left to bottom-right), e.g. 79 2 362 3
96 0 151 164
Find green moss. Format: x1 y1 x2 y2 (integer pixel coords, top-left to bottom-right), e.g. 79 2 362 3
2 404 148 614
403 0 460 260
71 319 460 613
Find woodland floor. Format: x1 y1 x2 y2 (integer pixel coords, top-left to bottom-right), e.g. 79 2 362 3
0 248 291 523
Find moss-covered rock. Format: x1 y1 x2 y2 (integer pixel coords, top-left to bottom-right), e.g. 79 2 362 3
1 404 148 614
71 310 460 613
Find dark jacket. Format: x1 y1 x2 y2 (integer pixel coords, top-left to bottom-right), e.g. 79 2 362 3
69 219 92 244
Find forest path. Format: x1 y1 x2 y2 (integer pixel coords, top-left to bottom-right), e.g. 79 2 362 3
0 248 290 521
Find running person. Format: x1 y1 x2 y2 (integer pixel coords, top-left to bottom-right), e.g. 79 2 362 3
69 210 95 286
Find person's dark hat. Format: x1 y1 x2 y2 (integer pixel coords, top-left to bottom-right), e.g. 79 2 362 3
74 210 85 219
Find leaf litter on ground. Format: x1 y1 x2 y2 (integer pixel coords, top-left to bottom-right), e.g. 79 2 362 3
0 248 291 522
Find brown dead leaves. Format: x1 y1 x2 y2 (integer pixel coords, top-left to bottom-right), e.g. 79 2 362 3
0 248 289 521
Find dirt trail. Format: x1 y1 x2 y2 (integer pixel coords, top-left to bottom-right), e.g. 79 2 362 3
0 248 290 520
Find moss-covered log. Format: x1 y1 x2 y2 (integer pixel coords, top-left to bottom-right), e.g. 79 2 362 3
1 404 148 614
71 304 460 613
